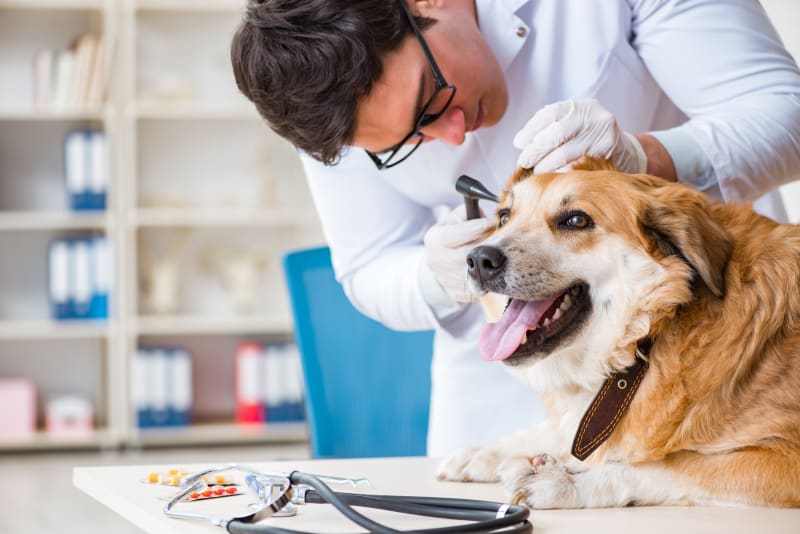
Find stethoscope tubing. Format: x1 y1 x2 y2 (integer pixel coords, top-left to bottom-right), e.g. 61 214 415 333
225 471 532 534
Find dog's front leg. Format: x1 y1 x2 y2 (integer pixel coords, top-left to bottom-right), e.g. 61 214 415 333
501 445 800 508
499 455 690 508
436 420 568 482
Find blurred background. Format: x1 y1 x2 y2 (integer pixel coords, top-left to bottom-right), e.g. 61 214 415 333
0 1 797 533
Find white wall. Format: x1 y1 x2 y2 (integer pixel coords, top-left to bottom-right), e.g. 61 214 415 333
761 0 800 222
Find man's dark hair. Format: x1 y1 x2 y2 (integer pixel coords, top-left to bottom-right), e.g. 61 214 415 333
231 0 434 166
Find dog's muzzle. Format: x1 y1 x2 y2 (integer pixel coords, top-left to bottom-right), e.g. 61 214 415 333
467 245 507 285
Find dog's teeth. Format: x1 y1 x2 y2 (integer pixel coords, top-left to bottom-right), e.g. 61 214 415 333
560 294 572 311
543 317 551 327
521 333 528 345
553 308 563 320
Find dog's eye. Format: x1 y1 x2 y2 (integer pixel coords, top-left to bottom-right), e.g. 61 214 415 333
497 209 511 228
559 211 593 230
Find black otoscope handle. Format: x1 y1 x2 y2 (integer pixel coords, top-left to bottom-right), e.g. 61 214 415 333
465 198 481 220
455 174 499 220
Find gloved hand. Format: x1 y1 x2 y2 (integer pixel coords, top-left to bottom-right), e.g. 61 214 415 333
513 99 647 174
423 205 494 303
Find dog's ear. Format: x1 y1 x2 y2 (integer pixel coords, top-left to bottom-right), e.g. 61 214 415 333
570 157 617 172
641 185 732 298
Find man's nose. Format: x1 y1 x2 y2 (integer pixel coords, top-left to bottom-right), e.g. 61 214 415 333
467 245 507 282
419 107 466 146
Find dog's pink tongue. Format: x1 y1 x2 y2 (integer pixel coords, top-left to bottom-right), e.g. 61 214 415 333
479 295 560 361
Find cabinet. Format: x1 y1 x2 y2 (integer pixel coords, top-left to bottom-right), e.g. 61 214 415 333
0 0 321 451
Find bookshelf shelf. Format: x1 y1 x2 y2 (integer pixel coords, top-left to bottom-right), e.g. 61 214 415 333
132 100 259 121
0 107 106 121
135 314 292 336
133 0 245 13
0 0 103 11
0 210 109 231
131 421 307 447
133 207 314 228
0 319 111 340
0 428 112 452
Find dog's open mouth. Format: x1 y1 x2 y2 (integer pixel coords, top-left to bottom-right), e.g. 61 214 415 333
479 283 591 362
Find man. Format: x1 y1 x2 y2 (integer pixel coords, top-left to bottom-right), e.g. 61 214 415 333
231 0 800 456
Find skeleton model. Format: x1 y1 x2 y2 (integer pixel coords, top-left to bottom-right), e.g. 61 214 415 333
200 245 268 314
138 229 191 315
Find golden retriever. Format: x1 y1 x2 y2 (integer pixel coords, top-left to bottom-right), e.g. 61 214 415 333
437 160 800 508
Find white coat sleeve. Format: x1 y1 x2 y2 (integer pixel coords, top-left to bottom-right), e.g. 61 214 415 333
300 153 463 332
628 0 800 203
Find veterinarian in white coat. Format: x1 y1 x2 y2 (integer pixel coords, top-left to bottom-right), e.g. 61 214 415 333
232 0 800 456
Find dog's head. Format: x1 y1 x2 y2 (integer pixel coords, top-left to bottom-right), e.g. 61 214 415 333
471 160 732 375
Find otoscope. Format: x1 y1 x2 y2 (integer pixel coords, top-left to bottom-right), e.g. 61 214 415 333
455 174 499 219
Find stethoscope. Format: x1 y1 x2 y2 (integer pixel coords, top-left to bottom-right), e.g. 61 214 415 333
163 463 533 533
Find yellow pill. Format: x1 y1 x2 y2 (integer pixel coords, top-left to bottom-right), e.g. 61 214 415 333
215 475 225 484
168 475 181 486
167 469 179 475
180 471 188 477
202 476 209 484
147 473 159 483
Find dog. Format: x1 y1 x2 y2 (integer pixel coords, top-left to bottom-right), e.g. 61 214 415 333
437 159 800 509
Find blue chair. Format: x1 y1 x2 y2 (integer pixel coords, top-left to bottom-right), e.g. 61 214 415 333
283 246 434 458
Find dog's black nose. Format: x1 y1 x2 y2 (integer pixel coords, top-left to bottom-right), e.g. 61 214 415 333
467 246 507 282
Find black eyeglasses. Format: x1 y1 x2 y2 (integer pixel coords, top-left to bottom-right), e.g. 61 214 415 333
364 2 457 170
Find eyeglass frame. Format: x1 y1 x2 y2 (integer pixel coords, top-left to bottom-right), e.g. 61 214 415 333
364 2 457 170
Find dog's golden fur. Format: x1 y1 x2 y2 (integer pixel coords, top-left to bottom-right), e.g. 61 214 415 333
440 160 800 508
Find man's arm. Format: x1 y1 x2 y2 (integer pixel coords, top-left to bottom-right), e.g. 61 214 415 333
630 0 800 202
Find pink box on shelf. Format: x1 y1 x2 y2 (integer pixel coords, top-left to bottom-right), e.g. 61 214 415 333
45 396 94 439
0 378 37 440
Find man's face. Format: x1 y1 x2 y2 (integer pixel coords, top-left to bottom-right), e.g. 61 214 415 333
353 0 509 155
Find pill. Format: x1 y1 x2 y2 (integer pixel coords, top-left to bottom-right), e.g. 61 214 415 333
190 492 200 499
147 473 159 483
168 469 179 475
202 490 212 497
226 487 237 494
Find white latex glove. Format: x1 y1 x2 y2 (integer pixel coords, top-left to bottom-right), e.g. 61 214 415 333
423 205 494 303
514 99 647 174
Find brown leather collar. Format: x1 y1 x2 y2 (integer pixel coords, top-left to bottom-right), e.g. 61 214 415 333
571 339 652 461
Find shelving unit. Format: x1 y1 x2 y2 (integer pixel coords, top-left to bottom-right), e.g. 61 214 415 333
0 0 322 452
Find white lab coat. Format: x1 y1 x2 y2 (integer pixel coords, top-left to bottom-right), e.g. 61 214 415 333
300 0 800 457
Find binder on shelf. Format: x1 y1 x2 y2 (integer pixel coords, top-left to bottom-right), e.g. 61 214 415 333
48 240 71 320
132 347 194 429
64 129 107 212
236 342 265 424
264 344 305 423
88 236 111 319
149 348 171 427
168 348 193 427
64 130 89 210
48 236 111 321
70 239 92 319
87 131 107 210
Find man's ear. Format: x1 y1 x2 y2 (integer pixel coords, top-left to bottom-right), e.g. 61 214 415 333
570 156 617 172
640 186 732 298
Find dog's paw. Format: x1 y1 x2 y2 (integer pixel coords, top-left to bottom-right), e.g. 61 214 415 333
498 454 580 509
436 447 505 482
